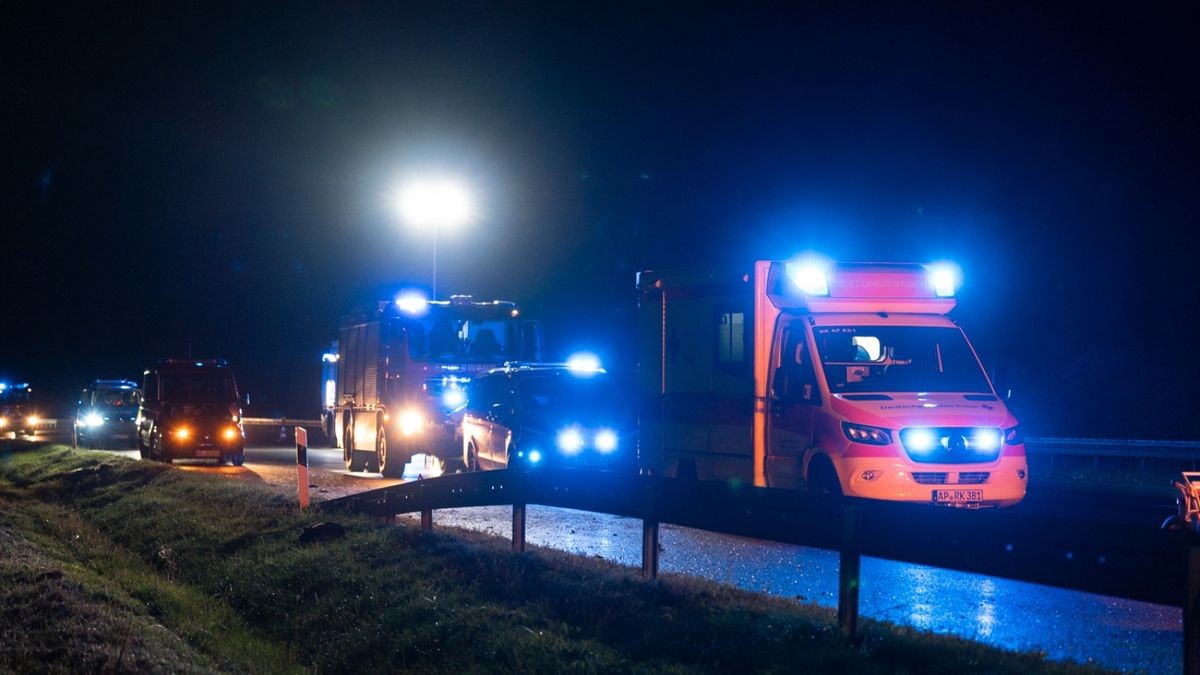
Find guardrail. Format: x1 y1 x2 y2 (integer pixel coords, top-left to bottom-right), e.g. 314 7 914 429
320 466 1200 673
241 417 323 428
1026 437 1200 471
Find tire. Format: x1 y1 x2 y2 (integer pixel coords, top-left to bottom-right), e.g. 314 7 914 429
231 450 245 467
377 419 407 478
343 418 365 472
807 457 843 497
465 441 480 472
137 437 149 460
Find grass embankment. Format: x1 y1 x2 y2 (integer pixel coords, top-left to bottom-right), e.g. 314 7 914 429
0 444 1106 674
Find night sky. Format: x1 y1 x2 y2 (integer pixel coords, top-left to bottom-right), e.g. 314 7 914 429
4 2 1198 438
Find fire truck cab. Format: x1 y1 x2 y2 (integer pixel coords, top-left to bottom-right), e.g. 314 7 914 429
329 294 541 477
637 260 1027 508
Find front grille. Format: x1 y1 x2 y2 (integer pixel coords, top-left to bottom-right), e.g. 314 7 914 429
957 471 990 484
912 472 948 484
899 427 1004 464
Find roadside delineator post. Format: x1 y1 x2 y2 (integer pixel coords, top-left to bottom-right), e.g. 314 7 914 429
420 509 433 531
1186 543 1199 675
295 426 309 510
513 503 527 553
838 505 861 639
642 520 660 580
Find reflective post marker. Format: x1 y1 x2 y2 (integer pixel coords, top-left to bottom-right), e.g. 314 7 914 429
296 426 309 510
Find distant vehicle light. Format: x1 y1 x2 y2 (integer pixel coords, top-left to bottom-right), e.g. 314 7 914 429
0 383 6 390
566 353 602 374
557 428 585 454
0 417 8 428
442 388 466 409
321 353 340 363
971 429 1001 452
528 449 543 464
399 409 424 436
174 426 191 440
84 413 104 428
26 415 40 427
395 292 429 315
222 426 238 441
927 263 959 298
902 428 938 452
785 260 830 296
594 429 618 453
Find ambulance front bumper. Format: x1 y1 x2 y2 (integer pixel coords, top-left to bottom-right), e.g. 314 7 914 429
838 455 1028 507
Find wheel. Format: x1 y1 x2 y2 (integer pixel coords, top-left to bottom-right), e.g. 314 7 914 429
137 437 149 460
153 437 173 465
807 457 842 497
465 441 480 472
230 450 245 467
343 418 365 472
377 419 407 478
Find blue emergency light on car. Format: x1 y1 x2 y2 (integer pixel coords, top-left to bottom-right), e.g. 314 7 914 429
565 353 603 374
785 259 831 296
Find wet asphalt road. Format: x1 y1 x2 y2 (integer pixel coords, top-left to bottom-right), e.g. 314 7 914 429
27 431 1184 673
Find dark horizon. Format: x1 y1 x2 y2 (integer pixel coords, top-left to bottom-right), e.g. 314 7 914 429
4 2 1198 438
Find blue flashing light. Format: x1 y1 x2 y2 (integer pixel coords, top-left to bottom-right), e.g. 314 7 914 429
528 449 543 464
904 428 938 453
971 429 1002 452
556 427 585 454
442 388 466 409
396 291 430 315
785 258 831 296
926 262 960 298
595 429 618 453
566 353 602 375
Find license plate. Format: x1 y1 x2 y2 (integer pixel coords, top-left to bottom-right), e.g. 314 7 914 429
933 489 983 505
195 450 221 458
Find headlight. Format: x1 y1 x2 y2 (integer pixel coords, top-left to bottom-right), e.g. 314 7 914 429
0 417 8 428
399 409 423 436
222 426 238 441
528 449 543 464
173 426 191 440
594 429 618 453
1004 425 1023 445
556 428 584 454
84 413 104 428
442 388 466 409
842 422 892 445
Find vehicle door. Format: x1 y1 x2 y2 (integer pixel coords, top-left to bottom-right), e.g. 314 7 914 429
766 317 820 487
464 375 496 466
487 376 517 466
137 372 159 445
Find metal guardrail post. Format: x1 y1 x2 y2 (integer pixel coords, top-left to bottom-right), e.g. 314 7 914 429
512 503 527 553
420 509 432 531
642 520 660 580
1187 544 1199 675
838 505 861 638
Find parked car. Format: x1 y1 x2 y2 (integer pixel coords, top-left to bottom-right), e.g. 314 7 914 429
136 359 246 465
75 379 141 448
0 381 38 438
461 360 636 471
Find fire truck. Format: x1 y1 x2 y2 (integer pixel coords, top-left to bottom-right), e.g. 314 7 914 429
325 294 541 477
0 381 39 438
637 260 1027 507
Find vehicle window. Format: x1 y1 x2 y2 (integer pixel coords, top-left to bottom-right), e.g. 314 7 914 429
467 375 501 412
517 371 624 411
814 326 991 394
95 389 140 408
402 315 528 362
159 373 235 402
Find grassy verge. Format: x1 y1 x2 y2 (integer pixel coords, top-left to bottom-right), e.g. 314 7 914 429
0 443 1107 674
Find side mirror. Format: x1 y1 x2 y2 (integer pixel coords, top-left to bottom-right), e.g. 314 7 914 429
991 367 1013 401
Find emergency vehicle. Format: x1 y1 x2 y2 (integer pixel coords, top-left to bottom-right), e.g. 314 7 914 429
327 294 541 477
0 382 39 437
637 260 1027 507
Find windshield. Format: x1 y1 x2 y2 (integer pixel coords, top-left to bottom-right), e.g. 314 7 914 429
93 389 139 408
814 326 992 394
401 316 536 363
518 372 625 412
0 388 31 404
160 373 236 402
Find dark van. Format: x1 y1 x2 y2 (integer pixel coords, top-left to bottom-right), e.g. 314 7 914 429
136 359 246 465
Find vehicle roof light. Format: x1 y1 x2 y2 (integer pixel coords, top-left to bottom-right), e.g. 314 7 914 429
927 263 959 298
395 291 430 315
785 260 830 296
566 353 602 374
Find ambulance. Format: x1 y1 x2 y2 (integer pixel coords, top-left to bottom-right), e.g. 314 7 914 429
636 260 1027 507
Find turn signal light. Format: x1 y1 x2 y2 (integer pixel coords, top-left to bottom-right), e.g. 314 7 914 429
222 426 238 441
174 426 191 440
